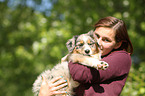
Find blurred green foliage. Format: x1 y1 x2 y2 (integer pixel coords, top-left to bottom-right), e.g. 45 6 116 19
0 0 144 96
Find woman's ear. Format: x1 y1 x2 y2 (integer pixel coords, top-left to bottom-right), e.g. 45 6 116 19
114 41 122 49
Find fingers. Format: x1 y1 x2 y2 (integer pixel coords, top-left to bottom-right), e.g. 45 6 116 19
49 76 68 88
52 79 67 87
40 75 68 94
52 91 67 95
41 75 48 85
51 82 68 91
50 76 63 83
39 75 49 96
41 75 68 89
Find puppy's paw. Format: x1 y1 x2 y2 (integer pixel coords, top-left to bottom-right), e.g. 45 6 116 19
98 61 109 70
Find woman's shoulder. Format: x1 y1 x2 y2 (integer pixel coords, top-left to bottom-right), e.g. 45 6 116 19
111 50 129 54
104 50 130 59
102 50 131 65
101 50 132 75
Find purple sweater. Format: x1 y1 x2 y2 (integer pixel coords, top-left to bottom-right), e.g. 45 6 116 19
68 50 131 96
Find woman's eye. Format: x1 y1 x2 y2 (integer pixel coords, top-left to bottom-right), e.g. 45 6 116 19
103 38 110 42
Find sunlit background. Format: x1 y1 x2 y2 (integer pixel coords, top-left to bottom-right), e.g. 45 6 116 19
0 0 145 96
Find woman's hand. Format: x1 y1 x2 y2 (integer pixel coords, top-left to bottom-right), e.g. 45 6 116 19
39 75 68 96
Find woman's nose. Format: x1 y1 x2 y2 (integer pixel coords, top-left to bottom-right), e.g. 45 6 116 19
97 39 103 49
97 38 102 46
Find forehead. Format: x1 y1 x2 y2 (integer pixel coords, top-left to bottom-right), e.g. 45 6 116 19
76 34 94 43
94 27 115 40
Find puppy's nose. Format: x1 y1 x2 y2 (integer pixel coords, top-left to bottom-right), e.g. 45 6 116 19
85 49 90 54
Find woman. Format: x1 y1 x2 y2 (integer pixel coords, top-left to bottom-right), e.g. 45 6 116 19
69 16 133 96
39 16 133 96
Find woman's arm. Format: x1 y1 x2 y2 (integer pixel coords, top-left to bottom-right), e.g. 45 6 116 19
68 51 131 84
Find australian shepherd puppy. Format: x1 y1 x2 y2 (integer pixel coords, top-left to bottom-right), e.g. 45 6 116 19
32 30 109 96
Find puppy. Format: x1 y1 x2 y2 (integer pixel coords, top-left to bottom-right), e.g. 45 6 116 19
32 30 109 96
61 30 108 69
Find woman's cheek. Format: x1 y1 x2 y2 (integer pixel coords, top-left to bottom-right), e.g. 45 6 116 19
103 43 110 49
104 42 114 48
102 44 114 55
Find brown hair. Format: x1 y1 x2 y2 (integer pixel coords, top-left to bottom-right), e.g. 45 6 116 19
94 16 133 55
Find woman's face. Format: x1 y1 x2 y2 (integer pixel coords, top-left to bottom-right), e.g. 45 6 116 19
94 27 121 56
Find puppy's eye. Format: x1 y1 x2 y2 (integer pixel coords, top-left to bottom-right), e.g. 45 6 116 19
78 43 84 46
88 42 95 45
88 43 93 45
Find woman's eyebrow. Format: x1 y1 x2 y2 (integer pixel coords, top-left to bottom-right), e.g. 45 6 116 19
95 32 112 40
95 33 100 36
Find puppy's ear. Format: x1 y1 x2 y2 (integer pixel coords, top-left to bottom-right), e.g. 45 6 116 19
87 30 94 38
87 30 99 47
66 35 78 53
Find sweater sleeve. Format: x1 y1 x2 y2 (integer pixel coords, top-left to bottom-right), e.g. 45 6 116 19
68 51 131 84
